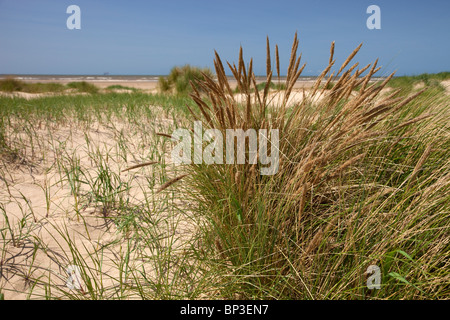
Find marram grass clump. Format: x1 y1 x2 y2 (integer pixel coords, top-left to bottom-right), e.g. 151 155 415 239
173 34 450 299
158 64 214 95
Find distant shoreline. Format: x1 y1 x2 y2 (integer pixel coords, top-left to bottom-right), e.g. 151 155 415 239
0 74 321 80
0 74 385 91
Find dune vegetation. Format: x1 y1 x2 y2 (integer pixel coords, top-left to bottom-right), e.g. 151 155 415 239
0 35 449 300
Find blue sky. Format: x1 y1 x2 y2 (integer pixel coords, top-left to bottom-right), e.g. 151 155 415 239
0 0 449 76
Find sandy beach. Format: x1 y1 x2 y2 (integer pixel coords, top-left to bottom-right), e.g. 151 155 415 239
0 75 318 92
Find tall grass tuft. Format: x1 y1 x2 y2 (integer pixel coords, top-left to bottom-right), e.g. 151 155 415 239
158 65 214 95
0 78 23 92
176 34 450 299
66 81 99 94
